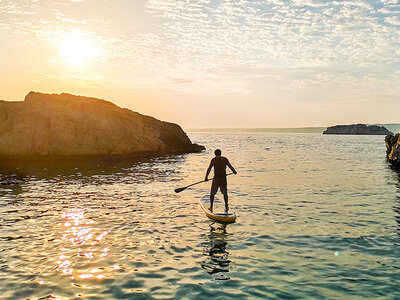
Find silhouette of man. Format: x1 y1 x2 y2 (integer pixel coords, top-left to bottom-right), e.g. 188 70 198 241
205 149 237 213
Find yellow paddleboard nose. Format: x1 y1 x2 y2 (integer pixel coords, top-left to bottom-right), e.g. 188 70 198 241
199 195 236 224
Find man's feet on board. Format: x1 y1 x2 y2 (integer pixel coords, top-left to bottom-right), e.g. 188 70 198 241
208 207 213 212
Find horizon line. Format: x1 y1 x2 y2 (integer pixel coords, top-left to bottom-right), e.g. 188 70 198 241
185 123 400 130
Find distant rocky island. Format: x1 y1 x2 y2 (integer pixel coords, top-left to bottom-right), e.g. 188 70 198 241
323 124 392 135
0 92 204 159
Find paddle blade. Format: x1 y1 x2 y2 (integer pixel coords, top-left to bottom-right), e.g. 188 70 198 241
174 187 187 193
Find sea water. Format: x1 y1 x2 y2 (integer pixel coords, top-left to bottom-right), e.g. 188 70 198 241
0 133 399 299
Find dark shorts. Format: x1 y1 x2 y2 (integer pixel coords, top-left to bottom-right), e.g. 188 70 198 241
211 177 227 195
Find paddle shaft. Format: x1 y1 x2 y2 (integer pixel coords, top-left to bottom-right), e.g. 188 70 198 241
175 172 234 193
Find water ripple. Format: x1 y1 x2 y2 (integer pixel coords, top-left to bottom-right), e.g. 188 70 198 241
0 133 399 298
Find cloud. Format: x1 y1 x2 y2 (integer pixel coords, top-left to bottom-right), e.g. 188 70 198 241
0 0 399 97
385 15 400 24
144 0 400 71
381 0 399 5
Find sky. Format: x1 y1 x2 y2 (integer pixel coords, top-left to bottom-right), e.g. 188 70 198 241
0 0 399 128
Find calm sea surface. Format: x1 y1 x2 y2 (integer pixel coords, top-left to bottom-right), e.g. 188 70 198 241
0 133 399 299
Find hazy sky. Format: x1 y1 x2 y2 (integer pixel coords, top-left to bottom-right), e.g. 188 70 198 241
0 0 399 128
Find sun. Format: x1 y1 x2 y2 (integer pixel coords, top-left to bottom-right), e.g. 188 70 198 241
59 35 99 66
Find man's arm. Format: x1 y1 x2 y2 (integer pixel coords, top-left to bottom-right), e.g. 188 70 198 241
227 159 237 174
205 160 213 181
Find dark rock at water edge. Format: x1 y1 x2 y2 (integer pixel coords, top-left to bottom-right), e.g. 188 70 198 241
385 133 400 166
323 124 392 135
0 92 205 159
0 178 26 185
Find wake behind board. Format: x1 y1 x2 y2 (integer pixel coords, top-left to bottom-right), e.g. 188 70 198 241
199 195 236 224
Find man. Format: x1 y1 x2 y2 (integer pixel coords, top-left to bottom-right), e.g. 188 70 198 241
205 149 237 213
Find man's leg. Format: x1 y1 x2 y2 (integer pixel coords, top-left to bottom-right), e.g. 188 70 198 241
221 182 228 213
223 193 229 213
209 182 217 212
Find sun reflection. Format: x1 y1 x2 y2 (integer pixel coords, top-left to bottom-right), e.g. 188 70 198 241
59 34 100 66
57 208 116 282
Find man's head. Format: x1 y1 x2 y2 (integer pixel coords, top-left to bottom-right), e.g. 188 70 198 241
214 149 222 156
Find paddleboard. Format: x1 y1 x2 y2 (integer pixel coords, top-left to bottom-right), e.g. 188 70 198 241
199 195 236 223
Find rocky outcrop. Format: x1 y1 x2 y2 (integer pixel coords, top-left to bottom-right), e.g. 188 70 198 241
0 92 204 158
385 133 400 165
323 124 392 135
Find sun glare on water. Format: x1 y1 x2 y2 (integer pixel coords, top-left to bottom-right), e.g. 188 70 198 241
59 35 99 66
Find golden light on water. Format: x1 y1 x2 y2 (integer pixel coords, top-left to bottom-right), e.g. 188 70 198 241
59 35 99 66
55 209 114 283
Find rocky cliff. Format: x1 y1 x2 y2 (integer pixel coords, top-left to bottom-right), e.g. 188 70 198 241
0 92 204 158
323 124 392 135
385 133 400 165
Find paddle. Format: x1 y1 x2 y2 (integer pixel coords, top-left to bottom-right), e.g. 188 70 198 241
174 173 234 193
